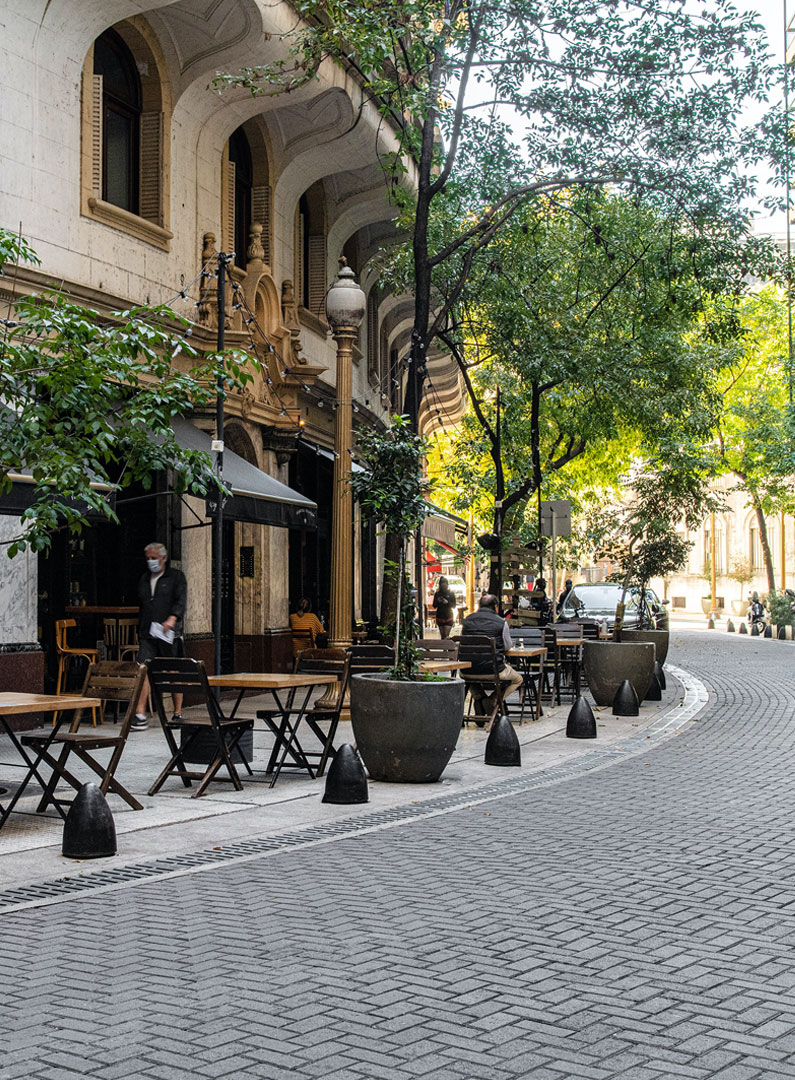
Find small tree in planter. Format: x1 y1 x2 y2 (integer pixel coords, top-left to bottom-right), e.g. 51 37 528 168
728 556 754 614
603 454 719 640
348 415 466 782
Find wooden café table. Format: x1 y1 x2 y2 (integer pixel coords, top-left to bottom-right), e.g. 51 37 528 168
418 659 471 675
0 692 102 828
208 672 337 786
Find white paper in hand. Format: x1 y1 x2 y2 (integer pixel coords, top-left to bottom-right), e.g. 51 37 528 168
149 621 175 644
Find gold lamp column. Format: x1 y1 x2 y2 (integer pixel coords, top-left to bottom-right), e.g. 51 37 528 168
326 259 366 648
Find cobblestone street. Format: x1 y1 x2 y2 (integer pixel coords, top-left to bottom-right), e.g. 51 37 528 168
3 630 795 1079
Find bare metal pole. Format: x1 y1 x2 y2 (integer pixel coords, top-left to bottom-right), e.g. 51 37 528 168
213 253 231 677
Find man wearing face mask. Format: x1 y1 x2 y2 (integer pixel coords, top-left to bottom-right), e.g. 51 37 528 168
132 542 187 730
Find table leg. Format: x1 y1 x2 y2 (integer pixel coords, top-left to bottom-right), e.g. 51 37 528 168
0 718 70 828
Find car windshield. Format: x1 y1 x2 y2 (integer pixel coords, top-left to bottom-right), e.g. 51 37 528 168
567 586 633 615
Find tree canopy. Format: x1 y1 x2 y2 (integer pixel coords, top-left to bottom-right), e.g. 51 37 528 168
0 230 252 555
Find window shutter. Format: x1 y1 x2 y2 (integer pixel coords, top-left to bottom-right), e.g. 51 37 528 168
251 184 271 264
91 74 103 199
221 157 236 253
306 235 327 317
139 111 163 226
296 212 305 302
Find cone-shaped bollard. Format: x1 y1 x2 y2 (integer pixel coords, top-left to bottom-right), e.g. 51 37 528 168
751 623 759 636
739 622 747 634
485 715 521 766
764 625 772 638
566 695 597 739
707 617 715 630
778 626 787 640
612 679 639 716
644 674 662 701
322 744 368 804
653 660 666 691
62 783 116 859
727 620 735 633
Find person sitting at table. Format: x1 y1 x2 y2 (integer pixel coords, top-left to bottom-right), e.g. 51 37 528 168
289 598 326 657
461 593 523 714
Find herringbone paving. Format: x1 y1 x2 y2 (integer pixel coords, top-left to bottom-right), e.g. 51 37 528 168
3 631 795 1078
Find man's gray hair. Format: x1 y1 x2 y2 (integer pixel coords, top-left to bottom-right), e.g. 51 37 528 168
145 542 167 558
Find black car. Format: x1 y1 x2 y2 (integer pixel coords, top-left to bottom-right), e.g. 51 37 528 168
559 583 670 631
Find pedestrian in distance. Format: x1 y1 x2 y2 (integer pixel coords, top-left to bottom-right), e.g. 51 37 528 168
133 542 187 730
432 576 456 640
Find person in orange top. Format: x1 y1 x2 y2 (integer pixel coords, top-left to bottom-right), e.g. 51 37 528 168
289 598 326 657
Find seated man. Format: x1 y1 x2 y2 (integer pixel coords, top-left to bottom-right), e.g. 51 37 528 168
461 594 523 712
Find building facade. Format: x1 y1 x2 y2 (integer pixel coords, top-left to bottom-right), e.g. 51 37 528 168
0 0 464 690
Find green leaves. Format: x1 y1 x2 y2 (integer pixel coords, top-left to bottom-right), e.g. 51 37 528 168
350 414 430 541
0 230 255 555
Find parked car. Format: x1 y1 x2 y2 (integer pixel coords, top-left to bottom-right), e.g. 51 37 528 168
559 583 670 631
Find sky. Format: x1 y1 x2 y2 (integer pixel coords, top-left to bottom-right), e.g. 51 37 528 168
741 0 789 233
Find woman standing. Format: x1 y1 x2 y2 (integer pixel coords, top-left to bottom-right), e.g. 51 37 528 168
432 576 456 640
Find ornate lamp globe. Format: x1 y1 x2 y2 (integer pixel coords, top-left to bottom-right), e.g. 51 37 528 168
325 258 366 331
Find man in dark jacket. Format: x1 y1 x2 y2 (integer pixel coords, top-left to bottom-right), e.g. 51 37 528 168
133 542 187 730
460 593 523 711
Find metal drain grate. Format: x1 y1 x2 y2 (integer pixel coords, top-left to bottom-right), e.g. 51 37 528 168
0 665 704 913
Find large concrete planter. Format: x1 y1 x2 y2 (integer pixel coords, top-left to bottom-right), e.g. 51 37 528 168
619 629 670 665
350 673 465 782
582 641 656 706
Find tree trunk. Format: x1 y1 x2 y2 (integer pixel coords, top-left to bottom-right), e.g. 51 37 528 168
380 531 403 634
751 493 776 595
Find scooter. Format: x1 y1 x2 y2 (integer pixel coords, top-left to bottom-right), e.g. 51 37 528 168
747 599 768 635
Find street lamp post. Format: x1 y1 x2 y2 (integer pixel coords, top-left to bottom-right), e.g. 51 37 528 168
326 259 366 648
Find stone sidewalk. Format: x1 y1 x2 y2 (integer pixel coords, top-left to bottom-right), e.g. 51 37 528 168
0 668 693 894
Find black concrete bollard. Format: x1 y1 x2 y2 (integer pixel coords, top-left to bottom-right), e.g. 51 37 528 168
322 744 369 804
653 660 666 691
751 623 759 636
727 620 735 633
62 783 116 859
644 675 662 701
739 622 747 634
764 625 772 638
566 696 597 739
778 626 787 640
485 715 521 766
612 679 639 716
707 617 715 630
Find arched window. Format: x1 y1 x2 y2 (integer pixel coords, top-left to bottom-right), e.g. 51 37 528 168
83 21 170 248
222 123 272 270
93 29 141 214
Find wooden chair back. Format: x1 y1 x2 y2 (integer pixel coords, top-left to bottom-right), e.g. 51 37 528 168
349 643 395 676
55 619 77 654
147 657 224 727
417 638 459 661
69 661 147 736
454 635 499 679
295 649 351 711
509 626 544 646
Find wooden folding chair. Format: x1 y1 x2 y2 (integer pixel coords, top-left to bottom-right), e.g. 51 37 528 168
146 657 254 799
454 635 506 730
417 638 460 662
349 643 395 675
257 649 351 782
21 662 148 812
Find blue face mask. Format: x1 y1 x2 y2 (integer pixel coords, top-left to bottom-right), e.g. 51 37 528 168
147 558 161 573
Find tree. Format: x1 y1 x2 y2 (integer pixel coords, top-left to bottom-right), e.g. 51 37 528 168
426 193 773 590
350 415 429 677
597 449 720 638
715 287 795 595
0 230 253 555
218 0 780 423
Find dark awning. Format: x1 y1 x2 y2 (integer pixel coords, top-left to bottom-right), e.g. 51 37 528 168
172 419 317 530
0 470 116 520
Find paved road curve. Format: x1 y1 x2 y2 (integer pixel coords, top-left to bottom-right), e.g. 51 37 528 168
3 631 795 1080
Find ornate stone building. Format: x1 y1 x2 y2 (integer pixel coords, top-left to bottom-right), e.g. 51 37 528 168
0 0 464 689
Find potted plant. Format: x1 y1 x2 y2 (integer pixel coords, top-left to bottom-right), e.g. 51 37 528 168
349 416 465 782
728 556 754 616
